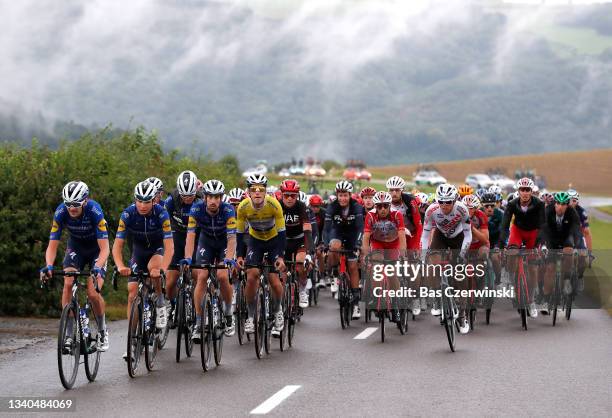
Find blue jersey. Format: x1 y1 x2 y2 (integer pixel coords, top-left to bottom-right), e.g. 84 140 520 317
163 193 201 233
116 204 172 247
188 201 236 240
575 205 589 229
50 200 108 243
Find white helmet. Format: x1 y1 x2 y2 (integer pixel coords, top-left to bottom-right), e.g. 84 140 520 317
507 192 518 201
335 180 353 193
416 192 429 205
221 194 231 204
462 194 481 209
62 181 89 204
386 176 406 190
227 187 245 202
328 194 337 203
203 179 225 195
134 180 157 202
146 177 164 193
516 177 535 190
567 188 579 201
176 171 198 196
372 191 392 205
435 183 458 202
299 191 309 205
488 185 502 195
246 173 267 187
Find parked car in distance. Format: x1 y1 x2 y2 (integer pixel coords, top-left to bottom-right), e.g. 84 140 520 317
465 173 494 189
413 170 447 186
488 174 515 191
305 164 326 177
343 167 358 180
357 169 372 181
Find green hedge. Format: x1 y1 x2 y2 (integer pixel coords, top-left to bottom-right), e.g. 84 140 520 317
0 127 240 316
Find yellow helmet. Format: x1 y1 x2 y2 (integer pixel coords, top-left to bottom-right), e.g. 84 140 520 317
458 184 474 198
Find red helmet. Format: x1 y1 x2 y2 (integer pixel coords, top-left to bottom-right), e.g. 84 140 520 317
274 190 282 201
360 186 376 198
352 193 364 206
309 194 323 206
280 179 300 193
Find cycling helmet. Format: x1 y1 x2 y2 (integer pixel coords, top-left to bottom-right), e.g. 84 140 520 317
507 192 518 201
203 179 225 195
554 191 570 205
462 194 481 209
435 183 458 202
222 194 231 204
386 176 406 190
134 180 157 202
227 187 245 203
274 190 282 201
475 188 487 199
541 191 554 204
516 177 535 190
246 173 267 187
309 194 323 206
532 184 540 194
280 179 300 193
360 186 377 197
328 195 337 203
147 177 164 192
335 180 353 193
62 181 89 204
372 191 392 205
458 184 474 197
488 185 502 195
427 193 436 204
481 192 497 205
416 192 429 205
176 170 198 196
299 191 309 205
567 189 579 201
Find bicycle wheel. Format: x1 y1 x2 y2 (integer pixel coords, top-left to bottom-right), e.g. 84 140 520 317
443 297 456 352
200 293 213 371
280 284 289 351
83 304 100 382
379 310 385 343
469 308 476 332
127 297 143 378
565 294 573 320
145 299 159 372
254 287 265 359
184 291 195 358
552 272 560 326
157 300 171 349
175 291 184 363
398 309 408 335
485 308 491 325
213 298 224 366
57 304 80 389
236 281 246 345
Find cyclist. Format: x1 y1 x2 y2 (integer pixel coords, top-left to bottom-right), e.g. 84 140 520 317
463 195 489 259
41 181 110 351
164 170 201 328
416 192 430 221
147 177 165 205
498 178 545 318
235 174 286 337
324 180 365 319
481 192 503 287
360 186 377 212
280 180 315 309
540 191 554 207
567 189 590 290
420 184 472 334
113 180 174 361
309 194 327 288
362 191 407 320
386 176 422 252
538 192 581 313
184 179 237 340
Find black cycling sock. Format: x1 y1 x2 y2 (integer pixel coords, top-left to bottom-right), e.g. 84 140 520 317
351 288 361 303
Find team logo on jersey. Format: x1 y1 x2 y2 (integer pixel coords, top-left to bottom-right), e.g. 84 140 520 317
97 220 107 232
51 220 60 233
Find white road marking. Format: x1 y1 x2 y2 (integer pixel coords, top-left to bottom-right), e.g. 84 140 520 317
353 327 378 339
250 385 301 415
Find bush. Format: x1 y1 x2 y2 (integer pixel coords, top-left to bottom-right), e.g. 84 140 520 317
0 127 240 316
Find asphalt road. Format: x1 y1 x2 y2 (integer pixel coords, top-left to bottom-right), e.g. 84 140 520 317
0 288 610 417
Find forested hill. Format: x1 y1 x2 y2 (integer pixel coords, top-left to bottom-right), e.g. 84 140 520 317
1 2 611 164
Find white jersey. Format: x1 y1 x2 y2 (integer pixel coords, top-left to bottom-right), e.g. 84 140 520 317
420 201 472 253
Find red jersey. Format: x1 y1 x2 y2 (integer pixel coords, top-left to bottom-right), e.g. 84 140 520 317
365 210 405 249
469 209 489 250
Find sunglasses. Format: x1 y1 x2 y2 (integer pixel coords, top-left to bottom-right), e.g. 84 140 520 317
518 187 532 192
483 204 495 209
64 201 84 208
438 200 453 206
283 193 297 198
249 186 266 193
375 204 390 209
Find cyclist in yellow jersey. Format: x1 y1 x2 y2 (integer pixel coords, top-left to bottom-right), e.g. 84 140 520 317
236 174 287 337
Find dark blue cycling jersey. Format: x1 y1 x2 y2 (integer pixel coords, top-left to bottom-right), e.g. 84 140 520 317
575 205 589 229
164 192 202 233
116 203 172 247
49 200 108 243
188 201 236 240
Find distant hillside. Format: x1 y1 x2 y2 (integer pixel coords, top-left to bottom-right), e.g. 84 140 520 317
372 148 612 195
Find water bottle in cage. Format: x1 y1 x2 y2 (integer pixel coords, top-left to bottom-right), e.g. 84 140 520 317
80 307 90 339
